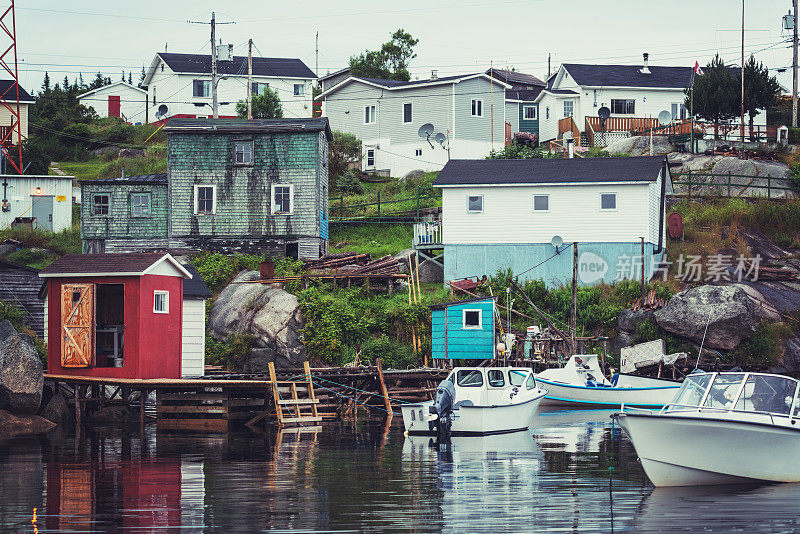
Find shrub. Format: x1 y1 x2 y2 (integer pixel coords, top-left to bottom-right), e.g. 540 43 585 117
206 333 256 370
361 334 416 369
731 320 790 367
336 171 364 194
0 301 47 364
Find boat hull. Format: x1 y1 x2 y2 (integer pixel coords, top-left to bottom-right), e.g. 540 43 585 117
535 378 679 408
401 392 546 436
615 412 800 486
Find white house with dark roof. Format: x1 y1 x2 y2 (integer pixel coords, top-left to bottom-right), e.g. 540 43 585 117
77 82 148 123
0 80 33 145
535 54 767 146
432 156 671 286
142 50 316 122
319 72 510 177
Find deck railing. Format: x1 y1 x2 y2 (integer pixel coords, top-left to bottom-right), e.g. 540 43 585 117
330 186 441 223
557 117 581 145
412 222 442 248
670 171 795 199
586 115 659 133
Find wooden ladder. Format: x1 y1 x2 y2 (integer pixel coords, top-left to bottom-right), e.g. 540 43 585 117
268 361 322 428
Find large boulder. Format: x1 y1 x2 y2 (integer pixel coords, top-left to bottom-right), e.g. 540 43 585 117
617 308 655 334
0 409 55 438
210 270 307 370
0 333 43 414
39 391 72 426
417 259 443 283
604 135 672 156
0 319 16 342
654 285 760 351
394 248 417 274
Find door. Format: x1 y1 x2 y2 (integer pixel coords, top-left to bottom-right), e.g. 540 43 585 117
31 195 54 232
108 95 121 118
60 283 94 368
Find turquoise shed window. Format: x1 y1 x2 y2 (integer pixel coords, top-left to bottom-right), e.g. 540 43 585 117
463 309 482 329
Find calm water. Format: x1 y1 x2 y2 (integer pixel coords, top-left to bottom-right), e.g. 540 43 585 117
2 409 800 532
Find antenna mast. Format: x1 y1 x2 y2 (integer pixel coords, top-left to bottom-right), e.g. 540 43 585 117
0 0 22 174
211 12 218 118
315 31 319 77
247 39 253 119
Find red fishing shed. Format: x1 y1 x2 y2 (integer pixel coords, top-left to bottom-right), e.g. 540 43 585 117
39 253 192 379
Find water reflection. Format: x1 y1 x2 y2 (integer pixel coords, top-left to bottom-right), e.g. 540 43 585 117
1 410 798 532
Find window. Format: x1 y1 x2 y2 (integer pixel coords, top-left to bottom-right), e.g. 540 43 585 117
92 194 110 215
192 79 211 98
525 373 537 390
364 105 376 124
456 370 484 387
703 373 745 410
293 83 305 96
467 195 483 213
563 100 574 118
471 99 483 117
235 140 253 165
735 375 798 414
546 106 550 120
366 149 375 167
152 86 156 106
463 309 482 329
194 184 216 214
251 82 269 95
403 103 412 123
533 194 549 212
488 370 505 387
130 192 151 217
272 184 293 214
153 290 169 314
671 102 686 120
611 99 635 115
509 370 527 387
415 149 422 156
600 193 617 210
523 105 537 120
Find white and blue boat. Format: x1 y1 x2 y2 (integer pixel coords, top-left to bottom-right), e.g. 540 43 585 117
534 354 680 408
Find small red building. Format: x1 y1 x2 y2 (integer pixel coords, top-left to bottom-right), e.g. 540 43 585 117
39 253 192 379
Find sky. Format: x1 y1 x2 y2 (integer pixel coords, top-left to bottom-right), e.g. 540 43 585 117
12 0 798 94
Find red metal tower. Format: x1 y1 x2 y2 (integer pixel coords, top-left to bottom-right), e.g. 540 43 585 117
0 1 22 174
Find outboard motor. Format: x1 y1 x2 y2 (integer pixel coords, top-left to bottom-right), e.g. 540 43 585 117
429 378 456 444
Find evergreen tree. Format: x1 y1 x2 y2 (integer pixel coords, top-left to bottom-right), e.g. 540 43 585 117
78 73 85 90
121 70 125 82
128 72 133 85
235 87 283 118
741 55 780 137
41 71 50 92
685 55 739 138
63 75 71 92
349 29 419 81
138 66 147 87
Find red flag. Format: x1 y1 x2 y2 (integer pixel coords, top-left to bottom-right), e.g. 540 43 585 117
694 61 704 76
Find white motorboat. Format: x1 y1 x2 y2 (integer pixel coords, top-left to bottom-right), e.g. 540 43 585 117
400 367 547 438
534 354 680 408
613 371 800 486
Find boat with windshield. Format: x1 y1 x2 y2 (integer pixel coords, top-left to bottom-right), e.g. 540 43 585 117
613 371 800 486
400 367 548 439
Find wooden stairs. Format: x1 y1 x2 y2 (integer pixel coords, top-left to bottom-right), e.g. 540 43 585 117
268 361 322 428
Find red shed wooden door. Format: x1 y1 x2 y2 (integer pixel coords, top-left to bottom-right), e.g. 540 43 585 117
108 95 121 118
61 283 94 367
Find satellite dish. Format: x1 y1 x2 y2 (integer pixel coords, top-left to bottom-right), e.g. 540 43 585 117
657 110 672 126
551 235 563 251
418 123 435 138
434 133 446 146
597 106 610 120
156 104 168 118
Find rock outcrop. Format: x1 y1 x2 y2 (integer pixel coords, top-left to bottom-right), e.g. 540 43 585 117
39 392 72 426
0 329 43 415
617 309 655 334
210 270 307 370
654 285 760 351
604 135 673 156
0 409 55 438
417 259 444 283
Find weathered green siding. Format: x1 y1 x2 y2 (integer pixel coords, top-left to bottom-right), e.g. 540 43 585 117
519 103 539 135
81 183 169 240
168 131 324 239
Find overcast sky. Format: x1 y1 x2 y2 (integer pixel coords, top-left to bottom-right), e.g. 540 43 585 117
14 0 798 93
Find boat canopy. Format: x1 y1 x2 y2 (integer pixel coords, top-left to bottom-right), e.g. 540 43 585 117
665 372 800 418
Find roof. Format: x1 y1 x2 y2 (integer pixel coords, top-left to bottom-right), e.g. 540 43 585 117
318 67 350 81
156 52 315 79
506 88 544 101
318 73 512 98
433 156 666 186
77 81 147 99
562 63 692 89
81 173 167 186
488 68 545 88
164 117 332 141
0 257 39 273
0 80 34 103
182 263 211 299
430 296 496 310
39 253 192 279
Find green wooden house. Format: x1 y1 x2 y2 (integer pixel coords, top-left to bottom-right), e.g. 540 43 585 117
82 117 332 259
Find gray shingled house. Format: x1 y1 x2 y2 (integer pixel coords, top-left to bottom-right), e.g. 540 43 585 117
81 117 332 259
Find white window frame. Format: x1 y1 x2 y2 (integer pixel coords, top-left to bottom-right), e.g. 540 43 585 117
402 102 412 123
471 99 483 117
600 192 617 211
234 140 254 165
272 184 294 215
462 309 482 330
523 105 537 120
251 81 269 95
193 184 217 215
611 98 636 115
153 290 169 314
293 83 305 96
364 105 376 124
466 194 483 213
533 194 549 212
563 100 574 118
130 192 151 218
366 149 375 167
192 79 211 98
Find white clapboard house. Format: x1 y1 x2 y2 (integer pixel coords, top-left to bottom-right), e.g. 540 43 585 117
142 49 316 122
77 82 148 124
431 155 671 286
319 72 510 177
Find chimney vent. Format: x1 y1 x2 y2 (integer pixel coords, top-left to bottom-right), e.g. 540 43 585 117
228 44 234 61
431 69 438 80
640 53 651 74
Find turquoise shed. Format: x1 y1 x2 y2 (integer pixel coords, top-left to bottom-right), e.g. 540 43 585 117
431 297 496 360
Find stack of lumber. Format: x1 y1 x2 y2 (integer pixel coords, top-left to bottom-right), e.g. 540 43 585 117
304 252 400 275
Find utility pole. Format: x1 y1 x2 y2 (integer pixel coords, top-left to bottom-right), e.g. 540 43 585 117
315 31 319 77
211 11 218 118
570 242 578 355
740 0 745 143
794 0 799 127
547 53 551 79
247 39 253 119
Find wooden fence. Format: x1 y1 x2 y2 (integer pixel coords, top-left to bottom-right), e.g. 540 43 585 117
670 171 795 199
330 186 441 222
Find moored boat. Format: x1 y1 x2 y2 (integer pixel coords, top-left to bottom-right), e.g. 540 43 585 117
400 367 547 438
534 354 680 408
613 371 800 486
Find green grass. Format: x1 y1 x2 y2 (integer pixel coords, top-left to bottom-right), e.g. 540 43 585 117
4 248 57 269
51 160 106 181
330 172 441 220
329 223 414 257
